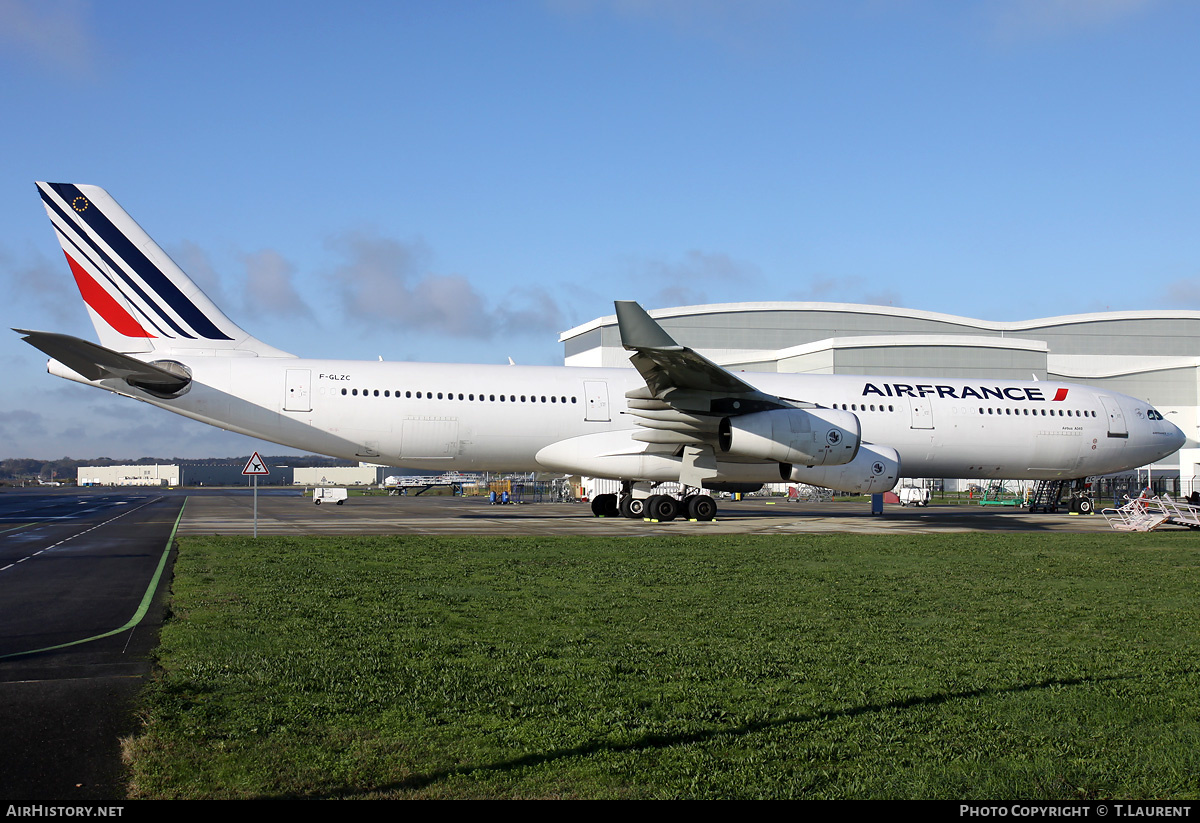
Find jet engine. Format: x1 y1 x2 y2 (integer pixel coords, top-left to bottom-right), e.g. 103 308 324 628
719 408 860 467
781 443 900 494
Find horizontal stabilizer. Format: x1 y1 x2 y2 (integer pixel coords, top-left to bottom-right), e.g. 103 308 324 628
14 329 191 393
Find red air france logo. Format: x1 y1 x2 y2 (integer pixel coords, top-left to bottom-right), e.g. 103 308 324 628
1052 388 1069 401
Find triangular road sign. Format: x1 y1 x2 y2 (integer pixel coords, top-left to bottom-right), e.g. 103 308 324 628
242 451 270 475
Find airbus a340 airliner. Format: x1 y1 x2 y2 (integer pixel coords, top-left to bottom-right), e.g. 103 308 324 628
17 183 1186 521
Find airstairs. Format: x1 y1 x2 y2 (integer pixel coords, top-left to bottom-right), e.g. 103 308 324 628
1027 480 1069 513
1102 494 1200 532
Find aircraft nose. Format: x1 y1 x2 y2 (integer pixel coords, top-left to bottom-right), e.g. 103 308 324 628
1169 420 1187 452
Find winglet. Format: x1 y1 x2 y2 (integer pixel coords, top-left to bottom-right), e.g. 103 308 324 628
615 301 680 350
613 301 762 398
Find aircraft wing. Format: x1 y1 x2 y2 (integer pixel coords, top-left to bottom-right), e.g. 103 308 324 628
614 301 760 397
612 302 862 485
14 329 191 394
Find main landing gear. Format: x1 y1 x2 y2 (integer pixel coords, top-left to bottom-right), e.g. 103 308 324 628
590 487 717 522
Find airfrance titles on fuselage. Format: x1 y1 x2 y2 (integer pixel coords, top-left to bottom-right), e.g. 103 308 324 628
862 382 1068 403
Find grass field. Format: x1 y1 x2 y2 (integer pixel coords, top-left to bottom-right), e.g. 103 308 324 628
124 533 1200 799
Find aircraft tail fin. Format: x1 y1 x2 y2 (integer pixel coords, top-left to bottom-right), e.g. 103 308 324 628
35 182 292 357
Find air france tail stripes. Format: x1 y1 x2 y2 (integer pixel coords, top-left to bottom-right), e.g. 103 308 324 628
37 182 232 342
63 251 155 338
52 222 174 338
41 189 186 339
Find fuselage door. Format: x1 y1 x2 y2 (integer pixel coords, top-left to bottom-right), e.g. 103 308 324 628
584 380 610 422
1098 395 1128 438
284 369 312 412
910 398 934 429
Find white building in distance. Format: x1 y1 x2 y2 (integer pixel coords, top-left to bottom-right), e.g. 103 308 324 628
293 466 378 486
77 464 180 486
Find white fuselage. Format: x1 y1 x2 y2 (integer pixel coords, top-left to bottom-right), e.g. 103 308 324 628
78 355 1183 482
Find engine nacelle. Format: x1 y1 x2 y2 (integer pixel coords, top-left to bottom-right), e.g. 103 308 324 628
719 408 860 467
781 443 901 494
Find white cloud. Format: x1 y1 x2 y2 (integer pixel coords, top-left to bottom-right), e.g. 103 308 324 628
788 274 902 308
987 0 1159 40
495 287 566 337
2 245 87 326
0 0 100 76
0 408 47 439
1163 278 1200 308
169 240 234 315
326 229 564 339
545 0 791 53
632 249 762 308
240 249 313 319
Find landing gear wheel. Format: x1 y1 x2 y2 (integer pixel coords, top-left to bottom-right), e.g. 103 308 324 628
646 494 679 522
591 493 618 517
644 494 660 519
1078 496 1093 515
620 495 645 519
687 494 717 521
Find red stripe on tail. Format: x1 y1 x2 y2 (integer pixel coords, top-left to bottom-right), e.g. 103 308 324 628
64 252 155 338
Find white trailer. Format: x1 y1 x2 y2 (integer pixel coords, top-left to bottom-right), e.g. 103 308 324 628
313 487 348 505
897 486 931 507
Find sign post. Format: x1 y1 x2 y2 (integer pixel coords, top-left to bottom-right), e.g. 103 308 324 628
242 451 270 537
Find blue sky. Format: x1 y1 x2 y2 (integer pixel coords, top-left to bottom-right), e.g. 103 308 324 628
2 0 1198 459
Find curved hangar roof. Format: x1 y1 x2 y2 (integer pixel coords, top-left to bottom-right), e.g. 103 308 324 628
560 302 1200 391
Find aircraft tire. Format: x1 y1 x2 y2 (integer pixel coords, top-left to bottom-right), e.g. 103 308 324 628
687 494 717 521
591 494 618 517
644 494 661 519
620 495 644 519
1078 496 1093 514
646 494 678 522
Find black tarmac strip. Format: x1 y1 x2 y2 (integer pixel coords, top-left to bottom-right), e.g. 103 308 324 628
0 489 183 802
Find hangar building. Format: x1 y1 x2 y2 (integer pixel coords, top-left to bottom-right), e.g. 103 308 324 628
560 302 1199 492
77 464 181 486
